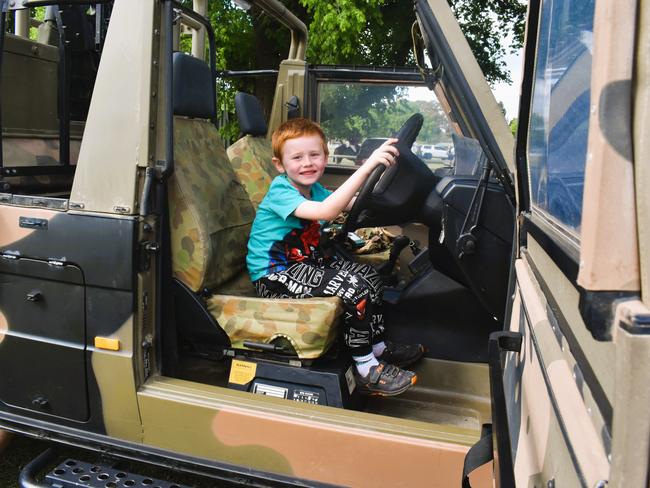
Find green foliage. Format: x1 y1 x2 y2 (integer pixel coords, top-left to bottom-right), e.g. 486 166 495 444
29 8 46 41
175 0 524 141
319 84 405 139
298 0 526 83
448 0 526 83
178 0 260 141
509 118 518 136
318 83 451 144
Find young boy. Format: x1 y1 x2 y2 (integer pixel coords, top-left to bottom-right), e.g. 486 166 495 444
247 118 424 396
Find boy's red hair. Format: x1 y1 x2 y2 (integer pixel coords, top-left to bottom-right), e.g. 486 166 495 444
272 118 329 160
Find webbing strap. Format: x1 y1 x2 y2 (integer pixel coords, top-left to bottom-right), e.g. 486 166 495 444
462 423 493 488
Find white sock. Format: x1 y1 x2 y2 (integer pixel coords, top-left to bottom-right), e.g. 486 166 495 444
372 341 387 357
353 352 379 377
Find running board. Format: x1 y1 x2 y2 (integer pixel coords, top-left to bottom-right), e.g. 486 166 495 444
19 448 191 488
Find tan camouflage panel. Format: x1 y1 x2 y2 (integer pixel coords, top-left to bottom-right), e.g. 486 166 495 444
226 135 278 209
206 294 341 359
634 0 650 305
527 237 615 402
138 375 492 487
3 137 81 167
578 0 639 292
170 116 255 292
92 317 142 442
508 256 610 486
608 300 650 487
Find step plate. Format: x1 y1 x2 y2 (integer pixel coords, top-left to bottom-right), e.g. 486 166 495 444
45 458 191 488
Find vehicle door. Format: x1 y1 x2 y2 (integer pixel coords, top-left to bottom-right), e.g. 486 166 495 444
0 2 145 439
491 0 650 486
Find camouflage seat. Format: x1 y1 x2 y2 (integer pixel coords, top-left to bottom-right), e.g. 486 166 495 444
170 53 341 359
226 92 278 209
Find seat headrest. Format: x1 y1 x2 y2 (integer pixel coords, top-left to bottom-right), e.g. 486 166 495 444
172 52 215 120
235 92 267 137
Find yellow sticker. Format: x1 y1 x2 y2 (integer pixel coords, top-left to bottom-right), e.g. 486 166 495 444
229 360 257 385
94 336 120 351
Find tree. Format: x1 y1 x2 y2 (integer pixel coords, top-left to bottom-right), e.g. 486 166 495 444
298 0 527 84
175 0 525 140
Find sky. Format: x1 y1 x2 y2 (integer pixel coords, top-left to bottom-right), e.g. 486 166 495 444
407 48 524 122
492 50 524 121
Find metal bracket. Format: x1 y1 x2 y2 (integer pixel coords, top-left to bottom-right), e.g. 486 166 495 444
138 240 159 271
487 330 521 488
456 159 491 259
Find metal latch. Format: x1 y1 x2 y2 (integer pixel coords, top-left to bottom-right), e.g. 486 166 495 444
138 241 159 271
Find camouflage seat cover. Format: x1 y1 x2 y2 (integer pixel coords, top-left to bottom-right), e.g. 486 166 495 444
226 135 278 209
207 295 341 359
171 116 341 358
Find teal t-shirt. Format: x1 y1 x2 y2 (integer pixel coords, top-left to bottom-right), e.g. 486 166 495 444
247 175 332 281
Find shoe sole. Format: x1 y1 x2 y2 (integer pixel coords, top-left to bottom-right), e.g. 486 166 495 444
358 374 418 397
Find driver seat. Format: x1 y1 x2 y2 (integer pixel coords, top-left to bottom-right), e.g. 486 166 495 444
169 53 341 358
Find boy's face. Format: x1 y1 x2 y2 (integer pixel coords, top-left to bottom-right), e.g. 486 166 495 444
273 135 328 195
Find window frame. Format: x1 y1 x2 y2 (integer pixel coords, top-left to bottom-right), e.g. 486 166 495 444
517 0 595 253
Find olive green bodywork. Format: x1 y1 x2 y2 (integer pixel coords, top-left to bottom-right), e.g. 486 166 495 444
0 0 648 486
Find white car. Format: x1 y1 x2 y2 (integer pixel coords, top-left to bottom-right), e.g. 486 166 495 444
420 142 452 160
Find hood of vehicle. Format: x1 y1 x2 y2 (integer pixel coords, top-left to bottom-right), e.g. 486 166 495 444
414 0 516 192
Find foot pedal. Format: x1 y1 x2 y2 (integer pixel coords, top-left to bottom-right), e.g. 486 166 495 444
46 458 191 488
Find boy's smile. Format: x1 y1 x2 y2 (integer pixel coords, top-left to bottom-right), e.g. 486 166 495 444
273 135 328 197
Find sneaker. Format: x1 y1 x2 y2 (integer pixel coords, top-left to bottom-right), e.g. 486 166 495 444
355 361 417 396
377 341 425 367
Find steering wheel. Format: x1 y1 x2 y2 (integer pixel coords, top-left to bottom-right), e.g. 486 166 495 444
341 113 424 236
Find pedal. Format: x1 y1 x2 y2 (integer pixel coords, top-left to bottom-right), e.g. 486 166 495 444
45 458 191 488
408 248 433 275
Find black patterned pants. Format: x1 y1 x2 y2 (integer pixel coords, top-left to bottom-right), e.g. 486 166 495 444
254 258 385 356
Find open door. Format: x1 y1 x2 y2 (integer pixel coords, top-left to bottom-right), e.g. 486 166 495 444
493 0 650 486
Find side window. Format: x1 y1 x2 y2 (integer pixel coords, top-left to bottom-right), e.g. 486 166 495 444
316 82 454 172
1 6 110 196
527 0 595 235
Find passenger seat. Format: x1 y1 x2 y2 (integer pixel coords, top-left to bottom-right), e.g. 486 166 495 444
226 92 278 209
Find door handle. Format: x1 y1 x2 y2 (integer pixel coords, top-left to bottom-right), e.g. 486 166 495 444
26 290 43 302
19 217 48 229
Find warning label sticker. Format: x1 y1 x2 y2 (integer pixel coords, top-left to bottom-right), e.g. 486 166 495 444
228 360 257 385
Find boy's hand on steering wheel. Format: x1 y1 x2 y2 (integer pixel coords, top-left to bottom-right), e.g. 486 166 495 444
362 138 399 174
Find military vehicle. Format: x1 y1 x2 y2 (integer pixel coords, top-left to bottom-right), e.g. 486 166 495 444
0 0 648 486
